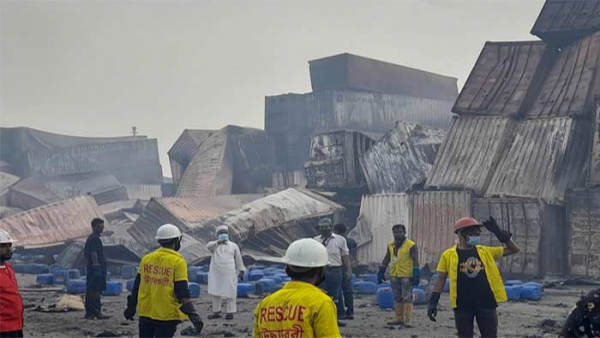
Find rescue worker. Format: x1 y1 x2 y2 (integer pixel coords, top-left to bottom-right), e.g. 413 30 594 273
207 225 246 320
560 288 600 337
253 238 342 338
428 217 521 338
377 224 420 327
0 229 24 338
333 223 356 320
314 218 352 320
84 218 110 320
124 224 204 337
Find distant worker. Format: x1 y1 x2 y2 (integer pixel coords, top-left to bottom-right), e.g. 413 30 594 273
84 218 110 320
207 225 246 320
0 229 24 338
560 288 600 337
253 238 342 338
333 223 356 320
428 217 521 338
124 224 203 338
314 218 352 325
377 224 420 327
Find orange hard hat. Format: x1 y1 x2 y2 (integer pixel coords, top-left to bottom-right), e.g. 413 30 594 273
454 217 481 233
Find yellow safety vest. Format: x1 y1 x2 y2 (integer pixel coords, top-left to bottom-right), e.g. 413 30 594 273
388 239 415 278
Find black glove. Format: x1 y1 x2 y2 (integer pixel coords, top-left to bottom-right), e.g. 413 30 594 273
124 295 136 321
180 302 204 335
482 217 512 243
377 266 387 284
428 292 440 322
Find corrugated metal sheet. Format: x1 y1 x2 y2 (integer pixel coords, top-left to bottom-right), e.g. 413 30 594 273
8 178 62 210
532 0 600 42
425 116 514 195
567 189 600 279
589 100 600 185
528 32 600 118
168 129 216 188
362 122 445 194
40 172 128 205
0 195 102 248
308 53 458 100
453 41 550 116
349 194 411 265
231 131 277 193
0 172 20 193
410 191 472 268
272 171 307 189
486 117 591 204
124 184 162 200
0 206 23 219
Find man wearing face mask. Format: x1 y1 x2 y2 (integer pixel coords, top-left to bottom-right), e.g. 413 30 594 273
427 217 520 338
84 218 110 320
207 225 245 320
0 230 24 338
123 224 204 337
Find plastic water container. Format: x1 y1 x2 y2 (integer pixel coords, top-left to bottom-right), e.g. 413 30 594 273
257 278 277 293
121 265 138 280
249 264 265 271
376 287 394 310
36 274 54 285
48 264 61 273
504 280 523 287
53 269 70 285
359 274 379 285
68 269 81 280
197 272 209 284
19 263 48 274
350 274 357 286
126 278 136 292
282 277 291 283
270 275 283 284
524 282 544 290
263 269 276 277
189 283 201 298
238 283 254 298
104 281 123 296
248 270 265 281
505 285 522 301
273 269 287 276
353 281 377 295
187 267 200 283
66 279 87 294
443 278 450 292
413 289 427 305
520 285 542 301
378 281 391 289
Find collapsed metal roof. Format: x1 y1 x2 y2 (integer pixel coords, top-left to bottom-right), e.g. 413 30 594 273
39 171 128 206
532 0 600 42
8 177 62 210
362 122 445 194
168 129 216 189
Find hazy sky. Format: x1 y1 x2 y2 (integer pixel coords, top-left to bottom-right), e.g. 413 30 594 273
1 0 546 177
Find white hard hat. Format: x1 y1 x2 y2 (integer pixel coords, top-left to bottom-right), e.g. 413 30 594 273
0 229 15 244
155 224 182 240
281 238 329 268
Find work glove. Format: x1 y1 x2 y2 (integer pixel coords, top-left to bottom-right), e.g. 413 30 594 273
428 292 440 322
377 265 387 284
482 217 512 243
124 295 136 321
180 302 204 335
412 267 421 287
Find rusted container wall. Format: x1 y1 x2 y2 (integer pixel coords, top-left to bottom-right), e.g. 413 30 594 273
168 130 215 188
567 189 600 279
348 194 411 265
8 178 62 210
231 131 277 194
531 0 600 42
410 191 472 268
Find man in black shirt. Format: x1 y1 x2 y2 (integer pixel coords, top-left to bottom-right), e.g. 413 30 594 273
334 223 357 320
84 218 109 320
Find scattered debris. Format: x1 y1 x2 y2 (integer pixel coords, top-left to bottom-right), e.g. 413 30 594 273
33 295 85 312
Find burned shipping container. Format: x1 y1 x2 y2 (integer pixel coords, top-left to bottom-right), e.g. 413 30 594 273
567 189 600 279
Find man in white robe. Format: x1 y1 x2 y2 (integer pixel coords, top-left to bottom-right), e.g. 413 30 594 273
207 225 245 320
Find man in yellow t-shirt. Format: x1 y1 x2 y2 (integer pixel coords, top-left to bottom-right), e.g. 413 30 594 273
123 224 204 338
253 238 342 338
427 217 521 338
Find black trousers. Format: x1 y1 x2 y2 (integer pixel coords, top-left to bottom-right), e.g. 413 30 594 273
85 290 102 317
337 267 354 316
139 317 179 338
0 331 23 338
453 308 498 338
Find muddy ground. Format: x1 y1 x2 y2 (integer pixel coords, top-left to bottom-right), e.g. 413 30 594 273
17 274 593 338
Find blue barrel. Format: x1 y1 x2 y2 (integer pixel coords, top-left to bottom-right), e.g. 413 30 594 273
359 274 378 285
104 281 123 296
376 287 394 309
350 274 357 286
413 289 427 305
273 269 287 276
504 280 523 287
270 275 283 284
121 265 138 280
248 270 265 281
126 278 136 292
12 264 27 273
378 281 391 289
443 278 450 292
187 267 199 283
48 264 61 273
505 285 522 301
197 272 209 284
189 283 201 298
263 270 276 277
36 274 54 285
237 283 254 298
353 281 377 295
249 264 265 271
66 279 87 294
523 282 543 290
257 278 277 293
27 264 48 274
520 285 542 301
53 269 69 285
68 269 81 280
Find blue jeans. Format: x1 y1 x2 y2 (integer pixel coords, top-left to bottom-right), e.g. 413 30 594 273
319 266 343 307
337 268 354 316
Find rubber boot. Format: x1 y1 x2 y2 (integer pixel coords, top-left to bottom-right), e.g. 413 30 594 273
386 303 404 326
403 303 413 327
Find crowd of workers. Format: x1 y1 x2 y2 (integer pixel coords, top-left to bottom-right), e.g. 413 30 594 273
0 217 598 338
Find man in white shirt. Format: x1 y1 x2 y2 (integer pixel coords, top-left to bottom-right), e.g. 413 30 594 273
313 218 352 319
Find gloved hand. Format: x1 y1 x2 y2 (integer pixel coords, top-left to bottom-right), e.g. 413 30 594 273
180 302 204 334
412 267 421 287
124 295 136 321
428 292 440 322
482 217 512 243
377 265 387 284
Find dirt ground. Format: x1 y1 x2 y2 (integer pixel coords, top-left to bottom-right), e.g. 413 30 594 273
17 274 593 338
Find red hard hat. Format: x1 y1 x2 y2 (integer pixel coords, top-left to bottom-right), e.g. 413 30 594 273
454 217 481 233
